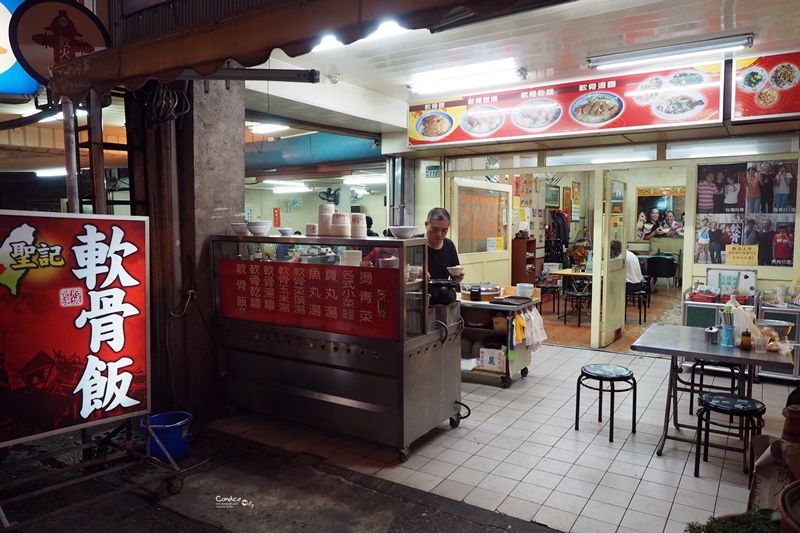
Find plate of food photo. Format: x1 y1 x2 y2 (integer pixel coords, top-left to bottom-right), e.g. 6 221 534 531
460 105 504 136
651 93 706 120
570 92 623 126
634 76 665 104
739 66 768 92
667 70 707 87
756 87 779 107
415 111 454 141
770 63 800 89
511 99 562 131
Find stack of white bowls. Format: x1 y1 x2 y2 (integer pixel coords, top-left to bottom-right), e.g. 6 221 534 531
318 204 335 236
331 212 351 237
350 213 367 238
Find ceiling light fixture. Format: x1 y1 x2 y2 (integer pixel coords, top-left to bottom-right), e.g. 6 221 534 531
272 186 312 194
36 168 67 177
342 176 387 185
250 123 289 135
409 58 523 95
587 33 753 71
36 109 88 122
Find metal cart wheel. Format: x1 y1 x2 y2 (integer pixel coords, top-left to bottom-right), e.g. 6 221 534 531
521 367 529 378
449 415 461 428
398 447 411 462
167 476 184 495
501 376 512 388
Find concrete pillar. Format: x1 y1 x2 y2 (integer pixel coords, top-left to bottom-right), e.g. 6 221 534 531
177 78 245 419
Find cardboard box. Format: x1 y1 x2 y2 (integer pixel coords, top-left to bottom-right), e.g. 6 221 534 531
748 435 800 511
542 262 563 275
479 346 507 372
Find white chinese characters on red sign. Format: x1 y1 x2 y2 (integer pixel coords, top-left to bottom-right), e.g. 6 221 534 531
70 224 141 418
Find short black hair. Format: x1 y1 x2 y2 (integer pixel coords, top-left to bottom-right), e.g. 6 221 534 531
366 215 373 228
426 207 451 224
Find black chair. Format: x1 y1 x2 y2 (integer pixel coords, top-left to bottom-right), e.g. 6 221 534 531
564 279 591 327
538 284 560 314
647 256 677 293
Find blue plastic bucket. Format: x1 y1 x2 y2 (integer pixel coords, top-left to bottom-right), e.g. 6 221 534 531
140 411 192 462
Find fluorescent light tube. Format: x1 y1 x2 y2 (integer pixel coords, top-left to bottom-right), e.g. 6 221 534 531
409 58 520 95
587 34 753 71
250 123 289 134
36 168 67 177
343 176 386 185
272 186 311 194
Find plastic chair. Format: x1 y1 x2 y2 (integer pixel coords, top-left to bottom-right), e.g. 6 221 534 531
647 256 677 292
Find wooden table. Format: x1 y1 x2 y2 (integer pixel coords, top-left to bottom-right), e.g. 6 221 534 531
631 324 793 455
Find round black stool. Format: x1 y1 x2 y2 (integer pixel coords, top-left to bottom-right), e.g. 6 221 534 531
564 287 592 327
575 364 637 442
625 290 647 325
688 361 742 415
694 392 765 481
538 285 560 314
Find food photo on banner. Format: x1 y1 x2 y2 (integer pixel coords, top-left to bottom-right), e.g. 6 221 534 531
0 210 150 447
635 187 686 240
695 160 795 267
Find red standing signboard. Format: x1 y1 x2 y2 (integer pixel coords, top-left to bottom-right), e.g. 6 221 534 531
0 210 149 447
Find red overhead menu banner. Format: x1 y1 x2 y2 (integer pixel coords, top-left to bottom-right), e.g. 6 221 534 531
218 260 401 341
408 63 723 146
732 52 800 120
0 210 150 447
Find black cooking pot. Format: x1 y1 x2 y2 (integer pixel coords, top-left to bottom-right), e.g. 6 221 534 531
428 279 459 306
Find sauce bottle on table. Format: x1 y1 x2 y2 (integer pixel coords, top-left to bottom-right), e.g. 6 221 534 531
740 329 752 351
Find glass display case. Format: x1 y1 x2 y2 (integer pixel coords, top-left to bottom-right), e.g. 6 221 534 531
209 234 463 461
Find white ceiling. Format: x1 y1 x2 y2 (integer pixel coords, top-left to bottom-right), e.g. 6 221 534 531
1 0 799 175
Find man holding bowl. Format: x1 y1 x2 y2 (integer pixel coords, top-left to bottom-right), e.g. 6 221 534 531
424 207 465 282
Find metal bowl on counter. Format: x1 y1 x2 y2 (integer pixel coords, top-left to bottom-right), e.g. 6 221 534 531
754 319 794 339
461 282 501 301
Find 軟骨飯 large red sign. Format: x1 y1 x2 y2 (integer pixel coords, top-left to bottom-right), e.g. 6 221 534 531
218 260 401 341
0 210 149 447
408 63 723 146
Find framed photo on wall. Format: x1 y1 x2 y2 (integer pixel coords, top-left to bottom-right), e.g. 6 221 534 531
545 185 560 207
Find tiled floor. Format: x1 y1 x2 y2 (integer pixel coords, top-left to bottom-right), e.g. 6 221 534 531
207 345 794 533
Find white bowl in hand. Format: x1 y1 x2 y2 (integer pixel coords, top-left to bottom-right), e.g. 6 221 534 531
447 265 465 278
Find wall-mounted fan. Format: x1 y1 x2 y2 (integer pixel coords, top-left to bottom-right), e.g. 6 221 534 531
318 187 340 205
287 197 304 212
350 189 365 203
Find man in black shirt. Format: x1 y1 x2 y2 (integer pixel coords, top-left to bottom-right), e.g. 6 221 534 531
425 207 464 282
757 218 776 266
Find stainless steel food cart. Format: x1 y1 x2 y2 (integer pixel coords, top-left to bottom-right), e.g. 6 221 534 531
210 234 463 461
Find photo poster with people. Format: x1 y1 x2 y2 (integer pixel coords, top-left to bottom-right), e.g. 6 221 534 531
635 186 687 241
695 161 796 266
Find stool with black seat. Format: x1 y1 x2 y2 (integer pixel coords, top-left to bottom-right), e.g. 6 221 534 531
575 364 637 442
538 284 560 314
564 279 592 327
626 290 648 325
694 392 765 482
688 361 742 416
641 275 652 307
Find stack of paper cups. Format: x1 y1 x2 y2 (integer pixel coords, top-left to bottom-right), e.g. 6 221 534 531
350 213 367 238
331 212 351 237
318 204 335 236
